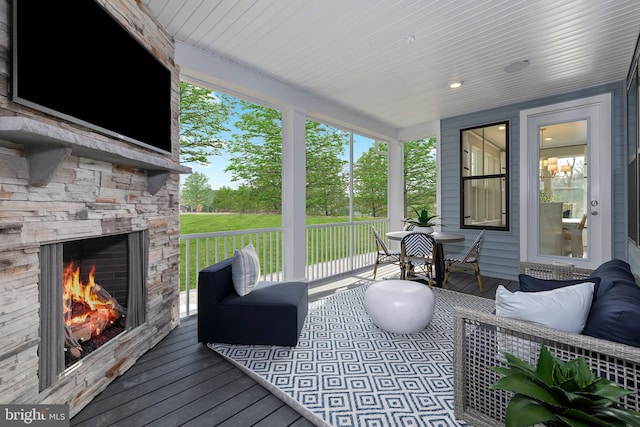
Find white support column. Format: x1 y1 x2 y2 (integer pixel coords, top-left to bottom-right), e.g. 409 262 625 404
388 138 404 233
433 120 442 222
282 106 307 281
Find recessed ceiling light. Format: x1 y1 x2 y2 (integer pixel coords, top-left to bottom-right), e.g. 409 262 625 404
498 126 506 130
403 35 416 45
504 60 530 73
449 81 463 89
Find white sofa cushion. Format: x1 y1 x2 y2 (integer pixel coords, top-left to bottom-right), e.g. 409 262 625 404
495 282 595 334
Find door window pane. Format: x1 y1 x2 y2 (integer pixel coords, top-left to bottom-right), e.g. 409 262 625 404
538 121 588 258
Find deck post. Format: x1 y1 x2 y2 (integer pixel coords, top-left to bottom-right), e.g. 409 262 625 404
282 106 307 281
388 138 404 239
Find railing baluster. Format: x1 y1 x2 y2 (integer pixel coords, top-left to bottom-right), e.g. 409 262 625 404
184 240 190 317
205 237 210 267
179 220 390 315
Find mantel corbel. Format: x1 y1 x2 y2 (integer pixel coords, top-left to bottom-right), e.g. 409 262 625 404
147 170 171 195
27 145 73 186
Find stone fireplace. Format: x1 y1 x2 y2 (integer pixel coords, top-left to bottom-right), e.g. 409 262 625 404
0 0 190 417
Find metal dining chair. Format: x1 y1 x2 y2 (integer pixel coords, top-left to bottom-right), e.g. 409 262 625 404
400 232 436 287
563 214 587 257
442 230 485 292
371 226 401 279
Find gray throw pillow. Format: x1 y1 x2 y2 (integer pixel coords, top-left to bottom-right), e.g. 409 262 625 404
232 244 260 296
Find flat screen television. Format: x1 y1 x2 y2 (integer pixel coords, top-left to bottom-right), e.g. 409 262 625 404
11 0 172 153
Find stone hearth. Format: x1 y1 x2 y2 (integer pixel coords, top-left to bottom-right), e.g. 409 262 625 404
0 0 190 417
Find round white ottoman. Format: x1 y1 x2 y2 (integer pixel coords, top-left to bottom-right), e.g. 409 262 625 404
364 280 435 334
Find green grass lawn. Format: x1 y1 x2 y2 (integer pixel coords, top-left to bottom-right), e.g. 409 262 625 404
179 213 381 291
180 213 373 234
180 213 282 234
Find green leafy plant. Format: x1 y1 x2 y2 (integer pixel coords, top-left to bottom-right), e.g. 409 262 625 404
404 207 441 227
539 189 559 203
490 344 640 427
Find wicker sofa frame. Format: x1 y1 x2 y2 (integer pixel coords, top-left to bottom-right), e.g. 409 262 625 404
453 261 640 427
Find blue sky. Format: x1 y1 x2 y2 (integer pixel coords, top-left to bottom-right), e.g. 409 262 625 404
184 152 235 189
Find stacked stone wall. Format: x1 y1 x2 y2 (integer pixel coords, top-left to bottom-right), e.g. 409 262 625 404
0 0 181 416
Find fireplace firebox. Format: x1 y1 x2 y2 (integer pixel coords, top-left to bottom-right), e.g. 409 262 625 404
39 231 148 390
62 235 129 367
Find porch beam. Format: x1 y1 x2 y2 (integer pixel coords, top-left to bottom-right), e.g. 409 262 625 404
176 42 397 141
282 107 307 281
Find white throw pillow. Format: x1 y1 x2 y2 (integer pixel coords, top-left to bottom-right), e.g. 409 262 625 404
495 282 595 334
231 244 260 296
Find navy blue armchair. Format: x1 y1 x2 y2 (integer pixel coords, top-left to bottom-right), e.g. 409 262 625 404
197 258 308 346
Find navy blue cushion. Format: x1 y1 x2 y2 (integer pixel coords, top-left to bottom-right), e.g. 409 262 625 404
215 280 308 346
588 259 635 298
223 280 306 307
582 282 640 347
518 274 601 295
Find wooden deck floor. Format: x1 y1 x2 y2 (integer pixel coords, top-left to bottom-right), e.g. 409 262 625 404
71 265 517 426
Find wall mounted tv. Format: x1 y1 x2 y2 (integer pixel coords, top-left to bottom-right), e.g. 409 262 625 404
11 0 172 153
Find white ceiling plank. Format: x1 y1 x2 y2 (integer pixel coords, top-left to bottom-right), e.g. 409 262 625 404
145 0 640 134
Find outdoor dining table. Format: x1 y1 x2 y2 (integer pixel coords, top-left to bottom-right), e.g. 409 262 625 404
386 230 466 287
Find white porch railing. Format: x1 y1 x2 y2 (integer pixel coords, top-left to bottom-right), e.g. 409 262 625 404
179 219 390 317
305 220 389 280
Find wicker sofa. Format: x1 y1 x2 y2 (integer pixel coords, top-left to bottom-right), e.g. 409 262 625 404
453 261 640 427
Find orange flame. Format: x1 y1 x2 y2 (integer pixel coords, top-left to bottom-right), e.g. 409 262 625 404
63 262 120 338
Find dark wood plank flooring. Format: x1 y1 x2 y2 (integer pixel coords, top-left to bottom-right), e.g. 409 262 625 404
71 266 517 426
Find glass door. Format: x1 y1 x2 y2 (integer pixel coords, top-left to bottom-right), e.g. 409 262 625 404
520 94 612 269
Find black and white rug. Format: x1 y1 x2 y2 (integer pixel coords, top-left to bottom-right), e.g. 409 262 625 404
208 283 495 427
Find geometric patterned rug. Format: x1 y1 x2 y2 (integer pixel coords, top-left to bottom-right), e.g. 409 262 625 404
208 282 495 427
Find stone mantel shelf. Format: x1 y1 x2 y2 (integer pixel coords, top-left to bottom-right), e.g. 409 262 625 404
0 116 191 194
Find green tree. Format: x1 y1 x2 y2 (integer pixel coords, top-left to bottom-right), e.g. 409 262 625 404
305 122 348 216
181 172 213 212
225 102 283 213
227 107 350 215
179 82 235 164
353 146 388 217
199 187 216 212
233 185 259 213
213 185 256 213
404 138 437 217
212 186 237 212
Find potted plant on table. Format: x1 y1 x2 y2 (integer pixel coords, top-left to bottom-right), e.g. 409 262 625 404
404 207 441 233
490 344 640 427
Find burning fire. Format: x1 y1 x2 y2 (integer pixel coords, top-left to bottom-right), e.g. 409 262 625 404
63 263 122 340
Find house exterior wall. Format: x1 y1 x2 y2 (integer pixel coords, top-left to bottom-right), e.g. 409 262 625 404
440 82 626 280
0 0 182 416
